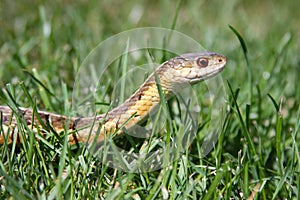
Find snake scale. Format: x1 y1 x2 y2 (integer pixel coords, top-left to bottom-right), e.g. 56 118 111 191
0 52 227 145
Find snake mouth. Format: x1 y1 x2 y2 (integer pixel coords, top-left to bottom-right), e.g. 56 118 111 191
189 65 226 84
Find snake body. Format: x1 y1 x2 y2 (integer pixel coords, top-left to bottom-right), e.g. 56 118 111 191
0 52 227 145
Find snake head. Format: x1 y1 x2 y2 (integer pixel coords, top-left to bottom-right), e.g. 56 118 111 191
166 51 227 85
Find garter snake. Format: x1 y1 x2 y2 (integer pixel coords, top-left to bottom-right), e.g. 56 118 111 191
0 52 227 145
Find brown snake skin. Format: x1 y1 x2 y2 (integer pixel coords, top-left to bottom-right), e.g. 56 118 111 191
0 52 227 145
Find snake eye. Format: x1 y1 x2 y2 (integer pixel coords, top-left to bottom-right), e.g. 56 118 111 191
197 58 209 68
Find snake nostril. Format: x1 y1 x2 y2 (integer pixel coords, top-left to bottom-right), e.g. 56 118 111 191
218 59 223 63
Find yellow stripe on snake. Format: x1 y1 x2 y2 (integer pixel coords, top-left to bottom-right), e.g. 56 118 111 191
0 52 227 145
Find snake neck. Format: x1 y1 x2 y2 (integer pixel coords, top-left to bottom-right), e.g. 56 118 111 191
105 65 175 122
72 67 175 143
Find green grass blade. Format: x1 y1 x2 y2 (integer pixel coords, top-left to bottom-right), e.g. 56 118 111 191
229 25 252 103
227 81 256 158
170 0 182 31
202 164 226 200
267 94 284 174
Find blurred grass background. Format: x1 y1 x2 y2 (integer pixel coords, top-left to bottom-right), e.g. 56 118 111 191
1 0 299 85
0 0 299 199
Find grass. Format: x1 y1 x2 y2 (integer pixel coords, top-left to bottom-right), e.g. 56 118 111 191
1 0 300 199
